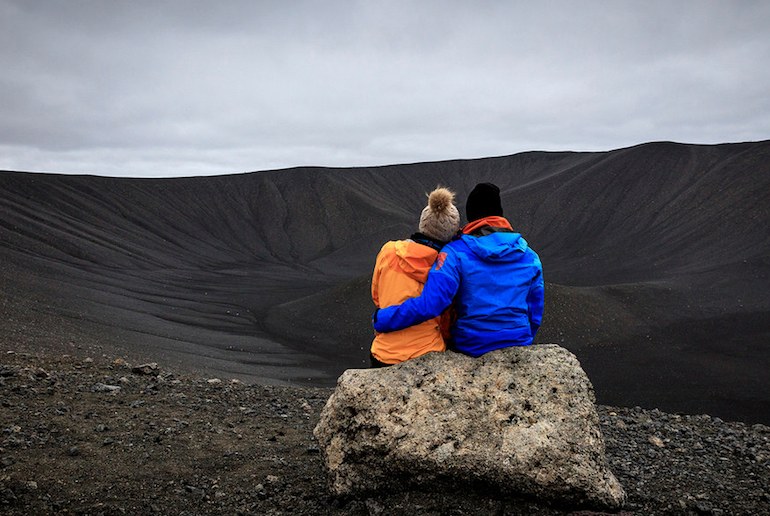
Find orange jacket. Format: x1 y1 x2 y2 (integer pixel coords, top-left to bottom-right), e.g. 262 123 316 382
371 239 447 364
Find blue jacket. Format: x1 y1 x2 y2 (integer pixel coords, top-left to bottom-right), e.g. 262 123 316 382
373 217 544 357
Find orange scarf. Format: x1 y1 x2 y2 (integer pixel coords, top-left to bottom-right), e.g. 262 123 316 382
462 216 512 235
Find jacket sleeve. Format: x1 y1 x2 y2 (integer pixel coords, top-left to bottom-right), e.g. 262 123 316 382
371 245 385 308
526 259 545 338
373 248 460 333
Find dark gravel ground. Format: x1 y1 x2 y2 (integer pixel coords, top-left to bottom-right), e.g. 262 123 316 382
1 350 768 515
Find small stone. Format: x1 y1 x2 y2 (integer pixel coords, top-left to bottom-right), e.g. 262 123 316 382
255 484 269 500
84 358 94 364
366 499 385 515
68 446 80 457
694 500 714 513
266 475 280 484
207 378 222 385
103 438 115 446
91 383 121 393
95 424 109 432
132 363 160 376
648 436 665 448
185 485 203 496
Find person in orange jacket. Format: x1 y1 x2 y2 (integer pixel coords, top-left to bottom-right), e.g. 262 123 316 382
370 186 460 367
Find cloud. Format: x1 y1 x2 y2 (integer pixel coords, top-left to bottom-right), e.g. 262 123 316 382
1 0 769 176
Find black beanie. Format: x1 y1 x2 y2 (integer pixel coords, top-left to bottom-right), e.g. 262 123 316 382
466 182 503 222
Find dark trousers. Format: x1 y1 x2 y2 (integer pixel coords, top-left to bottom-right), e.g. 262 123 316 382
369 353 392 368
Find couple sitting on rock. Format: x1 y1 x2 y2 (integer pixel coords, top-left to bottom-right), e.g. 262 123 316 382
370 183 544 367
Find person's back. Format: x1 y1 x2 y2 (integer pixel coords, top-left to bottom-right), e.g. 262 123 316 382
371 238 444 364
373 183 544 357
369 187 460 366
436 215 542 356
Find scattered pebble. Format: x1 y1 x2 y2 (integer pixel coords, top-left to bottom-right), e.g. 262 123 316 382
91 383 121 393
132 363 159 376
648 435 665 448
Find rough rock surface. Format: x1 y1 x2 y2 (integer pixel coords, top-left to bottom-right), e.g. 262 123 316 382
314 345 626 510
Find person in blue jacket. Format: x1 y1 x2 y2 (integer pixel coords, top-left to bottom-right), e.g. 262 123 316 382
373 183 544 357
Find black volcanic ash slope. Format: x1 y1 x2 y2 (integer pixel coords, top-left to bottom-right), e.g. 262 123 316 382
268 141 770 423
1 140 769 422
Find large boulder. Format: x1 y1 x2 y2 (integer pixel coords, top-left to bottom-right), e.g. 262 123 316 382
313 344 626 510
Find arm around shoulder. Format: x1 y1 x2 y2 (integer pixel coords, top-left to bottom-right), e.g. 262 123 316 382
372 247 461 333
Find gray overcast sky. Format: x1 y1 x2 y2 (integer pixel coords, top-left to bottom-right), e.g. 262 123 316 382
1 1 769 177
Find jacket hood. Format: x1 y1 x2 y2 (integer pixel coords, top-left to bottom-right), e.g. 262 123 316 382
393 239 439 282
461 230 529 262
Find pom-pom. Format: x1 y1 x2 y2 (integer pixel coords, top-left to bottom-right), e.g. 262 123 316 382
427 187 455 214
